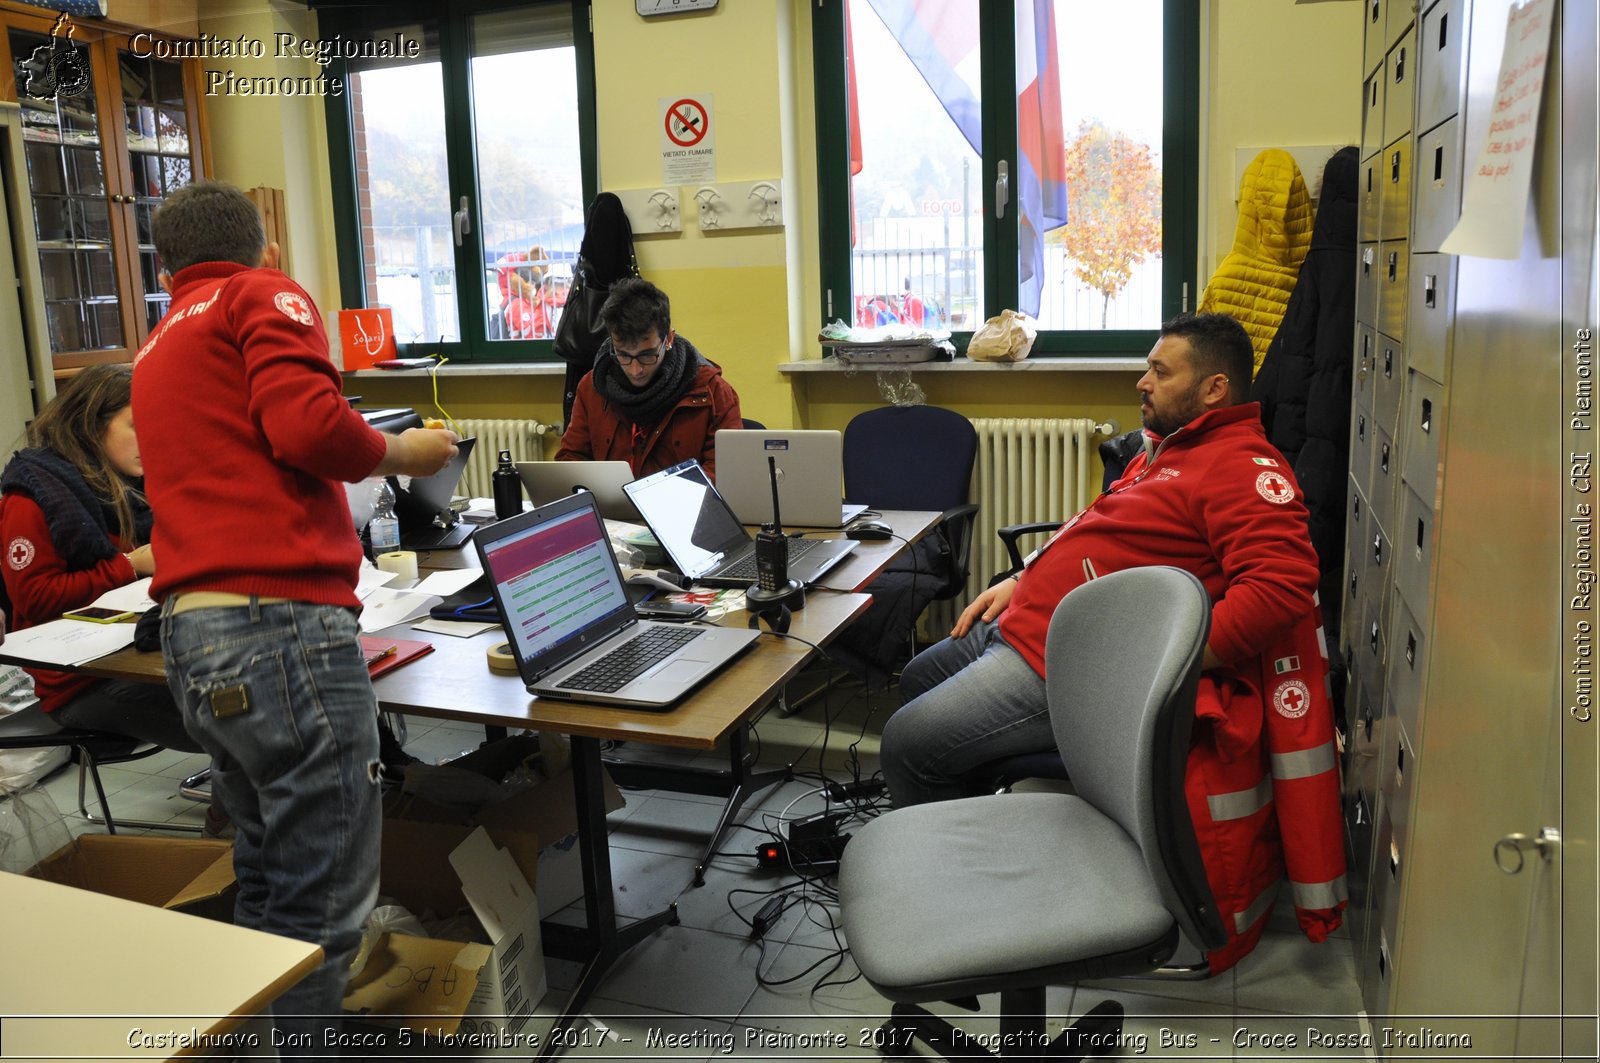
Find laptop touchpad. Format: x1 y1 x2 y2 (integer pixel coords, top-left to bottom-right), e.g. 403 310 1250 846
653 660 711 684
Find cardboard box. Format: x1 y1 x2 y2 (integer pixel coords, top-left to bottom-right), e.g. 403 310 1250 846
28 835 236 920
385 760 625 919
344 825 545 1041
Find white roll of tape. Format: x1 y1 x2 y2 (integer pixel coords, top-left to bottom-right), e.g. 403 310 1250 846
376 550 418 583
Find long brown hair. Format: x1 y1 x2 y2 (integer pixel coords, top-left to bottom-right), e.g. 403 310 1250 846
26 364 141 544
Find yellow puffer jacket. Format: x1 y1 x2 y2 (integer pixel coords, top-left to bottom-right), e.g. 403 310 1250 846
1199 149 1313 376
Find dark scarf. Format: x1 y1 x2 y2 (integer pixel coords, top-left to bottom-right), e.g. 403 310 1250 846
0 447 152 568
591 334 705 429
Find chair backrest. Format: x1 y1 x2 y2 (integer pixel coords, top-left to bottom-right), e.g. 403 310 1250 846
1044 566 1227 951
741 418 766 430
843 405 976 511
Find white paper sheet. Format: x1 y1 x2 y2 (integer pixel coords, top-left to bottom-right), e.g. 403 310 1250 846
356 560 403 600
414 568 482 598
89 577 155 614
1439 0 1555 259
357 586 443 633
411 618 499 638
0 618 136 667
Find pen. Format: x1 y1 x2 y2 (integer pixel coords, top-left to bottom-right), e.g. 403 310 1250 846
365 644 398 666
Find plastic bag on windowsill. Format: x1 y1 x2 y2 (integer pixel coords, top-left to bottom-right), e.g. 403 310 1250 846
966 309 1038 362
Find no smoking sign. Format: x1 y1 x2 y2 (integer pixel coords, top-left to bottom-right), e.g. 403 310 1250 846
660 94 715 183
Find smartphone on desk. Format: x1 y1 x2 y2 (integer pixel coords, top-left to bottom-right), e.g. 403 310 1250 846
634 600 707 622
62 605 137 623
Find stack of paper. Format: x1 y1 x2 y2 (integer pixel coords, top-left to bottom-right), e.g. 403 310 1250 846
356 562 483 634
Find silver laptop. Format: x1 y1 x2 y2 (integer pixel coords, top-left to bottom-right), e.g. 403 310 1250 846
397 437 477 550
623 459 858 589
473 490 758 709
516 460 640 521
714 429 868 528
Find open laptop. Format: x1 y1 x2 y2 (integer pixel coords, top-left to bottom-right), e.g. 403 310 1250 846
474 490 758 709
623 459 858 589
516 460 639 521
396 437 477 550
715 429 868 528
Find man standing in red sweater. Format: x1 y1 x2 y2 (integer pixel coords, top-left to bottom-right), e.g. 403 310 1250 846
132 180 457 1047
880 313 1320 807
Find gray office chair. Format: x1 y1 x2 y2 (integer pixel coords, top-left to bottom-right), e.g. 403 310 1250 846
0 703 201 834
840 566 1225 1059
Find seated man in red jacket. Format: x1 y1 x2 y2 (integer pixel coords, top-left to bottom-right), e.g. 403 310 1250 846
557 277 741 479
881 312 1320 807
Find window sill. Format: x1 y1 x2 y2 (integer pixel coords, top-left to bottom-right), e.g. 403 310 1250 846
343 363 565 379
779 356 1146 374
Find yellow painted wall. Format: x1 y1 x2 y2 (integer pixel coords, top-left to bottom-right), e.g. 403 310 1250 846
194 0 343 314
192 0 1362 444
1201 0 1365 279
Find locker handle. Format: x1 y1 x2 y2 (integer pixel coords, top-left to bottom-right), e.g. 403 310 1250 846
1494 828 1560 875
1391 150 1402 183
1381 442 1391 474
1424 273 1437 307
1370 0 1380 25
1373 532 1383 565
1393 46 1405 84
1388 251 1399 281
1420 397 1432 433
1383 348 1394 378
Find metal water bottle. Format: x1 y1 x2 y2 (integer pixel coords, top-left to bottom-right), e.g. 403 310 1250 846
492 449 522 519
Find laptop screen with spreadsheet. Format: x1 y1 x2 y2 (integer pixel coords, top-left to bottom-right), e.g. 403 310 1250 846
478 493 634 678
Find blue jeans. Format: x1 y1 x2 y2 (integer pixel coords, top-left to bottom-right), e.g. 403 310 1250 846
880 619 1052 807
161 600 381 1051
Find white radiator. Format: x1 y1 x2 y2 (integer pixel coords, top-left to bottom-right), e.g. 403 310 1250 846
926 417 1105 633
454 418 559 497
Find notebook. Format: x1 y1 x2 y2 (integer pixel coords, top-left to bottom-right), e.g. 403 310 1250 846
396 437 477 550
473 490 759 709
515 460 640 521
622 459 858 589
714 429 868 528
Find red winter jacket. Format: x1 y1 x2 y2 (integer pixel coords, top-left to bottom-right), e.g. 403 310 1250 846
0 493 136 712
557 347 741 480
132 262 387 607
1187 609 1347 973
999 403 1320 673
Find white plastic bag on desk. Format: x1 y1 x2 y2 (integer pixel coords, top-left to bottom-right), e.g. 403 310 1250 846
966 309 1038 362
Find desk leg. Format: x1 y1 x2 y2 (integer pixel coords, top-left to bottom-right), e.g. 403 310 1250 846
693 727 790 887
537 735 679 1061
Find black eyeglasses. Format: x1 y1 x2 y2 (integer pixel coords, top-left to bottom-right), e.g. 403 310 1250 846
613 336 666 366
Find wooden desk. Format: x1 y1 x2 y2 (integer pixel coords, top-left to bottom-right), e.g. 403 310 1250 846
0 871 321 1061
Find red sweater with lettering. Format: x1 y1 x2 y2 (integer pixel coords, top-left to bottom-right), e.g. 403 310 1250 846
131 262 387 607
998 403 1319 674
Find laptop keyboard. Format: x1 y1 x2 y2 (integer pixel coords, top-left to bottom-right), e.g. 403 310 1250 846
718 537 824 581
561 626 705 693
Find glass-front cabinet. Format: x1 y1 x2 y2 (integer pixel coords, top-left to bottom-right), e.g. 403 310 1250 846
0 9 207 373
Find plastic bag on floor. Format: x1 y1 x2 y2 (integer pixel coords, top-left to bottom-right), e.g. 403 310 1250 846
0 667 67 791
0 782 73 875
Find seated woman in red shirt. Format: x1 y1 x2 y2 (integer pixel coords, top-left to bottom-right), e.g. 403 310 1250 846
0 365 223 829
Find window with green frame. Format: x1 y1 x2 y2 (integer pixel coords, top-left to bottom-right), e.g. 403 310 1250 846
813 0 1198 354
318 0 596 362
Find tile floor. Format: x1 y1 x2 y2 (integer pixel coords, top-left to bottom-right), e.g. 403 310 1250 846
11 669 1368 1061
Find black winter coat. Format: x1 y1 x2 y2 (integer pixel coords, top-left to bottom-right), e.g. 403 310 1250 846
1253 146 1358 634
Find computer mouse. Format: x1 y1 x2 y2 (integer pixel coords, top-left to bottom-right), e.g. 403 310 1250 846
846 520 894 541
625 569 690 592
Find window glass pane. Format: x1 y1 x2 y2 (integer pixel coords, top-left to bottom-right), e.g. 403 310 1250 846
472 7 582 342
348 30 460 344
1029 0 1164 331
12 27 123 353
847 0 982 331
